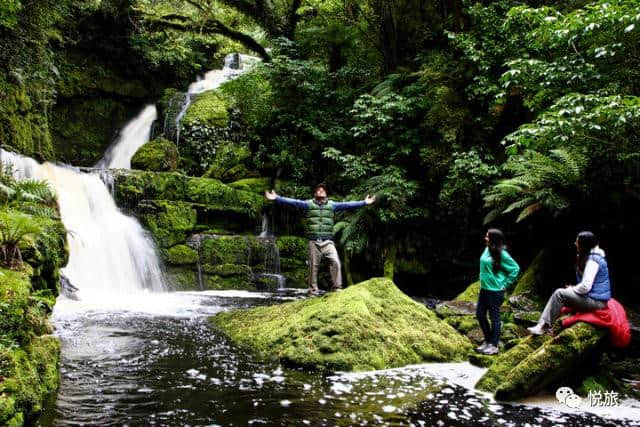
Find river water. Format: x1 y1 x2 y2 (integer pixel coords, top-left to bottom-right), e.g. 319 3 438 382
36 290 640 426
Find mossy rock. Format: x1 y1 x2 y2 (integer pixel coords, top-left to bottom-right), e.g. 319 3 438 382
203 273 253 290
166 244 198 265
454 281 480 302
203 142 258 183
0 267 61 425
475 322 606 400
112 170 264 219
166 266 198 291
140 201 197 248
131 138 178 172
228 177 271 195
182 90 229 127
202 263 251 277
511 248 566 307
51 97 141 166
211 277 473 371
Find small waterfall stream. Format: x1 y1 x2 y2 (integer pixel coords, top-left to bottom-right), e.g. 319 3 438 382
96 104 158 169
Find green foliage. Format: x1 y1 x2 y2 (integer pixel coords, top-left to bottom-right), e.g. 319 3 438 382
0 210 44 268
0 0 21 29
484 148 587 223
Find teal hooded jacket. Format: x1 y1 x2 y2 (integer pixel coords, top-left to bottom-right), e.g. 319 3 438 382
479 247 520 292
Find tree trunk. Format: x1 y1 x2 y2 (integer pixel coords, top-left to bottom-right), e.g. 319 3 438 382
344 250 354 286
383 244 397 280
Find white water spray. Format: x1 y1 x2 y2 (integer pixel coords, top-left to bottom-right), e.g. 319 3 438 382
97 104 157 169
0 149 167 297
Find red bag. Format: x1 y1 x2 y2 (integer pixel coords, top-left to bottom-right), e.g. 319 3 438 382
561 298 631 348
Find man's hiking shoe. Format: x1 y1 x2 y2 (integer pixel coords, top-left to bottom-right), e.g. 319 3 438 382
481 344 499 355
475 342 488 353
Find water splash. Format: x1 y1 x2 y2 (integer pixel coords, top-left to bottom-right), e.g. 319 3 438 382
0 149 167 297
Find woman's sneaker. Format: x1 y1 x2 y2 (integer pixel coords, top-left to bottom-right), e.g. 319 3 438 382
527 322 547 336
475 342 488 353
482 344 499 355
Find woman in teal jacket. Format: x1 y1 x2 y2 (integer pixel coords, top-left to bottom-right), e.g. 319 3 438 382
476 229 520 355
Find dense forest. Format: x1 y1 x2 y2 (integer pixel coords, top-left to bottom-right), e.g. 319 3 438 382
3 0 640 301
2 0 640 425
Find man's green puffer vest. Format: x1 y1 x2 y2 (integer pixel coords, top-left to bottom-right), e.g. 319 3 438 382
305 199 334 239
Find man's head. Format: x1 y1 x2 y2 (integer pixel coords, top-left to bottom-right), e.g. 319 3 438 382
313 183 328 201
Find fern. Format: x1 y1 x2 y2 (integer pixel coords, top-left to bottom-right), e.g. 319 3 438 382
484 148 586 223
0 210 43 268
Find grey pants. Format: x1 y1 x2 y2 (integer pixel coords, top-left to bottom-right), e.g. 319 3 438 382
308 240 342 291
540 287 607 326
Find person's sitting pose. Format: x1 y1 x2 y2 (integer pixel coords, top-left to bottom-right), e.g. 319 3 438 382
528 231 611 335
265 184 375 295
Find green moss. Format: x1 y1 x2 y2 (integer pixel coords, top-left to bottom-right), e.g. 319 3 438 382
113 170 263 220
203 263 251 277
228 177 271 194
476 323 606 400
276 236 307 257
0 267 61 425
211 277 473 372
166 244 198 265
203 142 258 182
511 249 565 307
51 97 141 166
166 266 198 291
203 272 253 290
131 138 179 172
182 90 229 127
469 353 496 368
454 281 480 302
141 201 197 248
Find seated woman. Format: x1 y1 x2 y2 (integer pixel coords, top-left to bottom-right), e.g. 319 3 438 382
528 231 611 335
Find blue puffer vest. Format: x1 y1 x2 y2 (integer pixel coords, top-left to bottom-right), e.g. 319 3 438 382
576 253 611 301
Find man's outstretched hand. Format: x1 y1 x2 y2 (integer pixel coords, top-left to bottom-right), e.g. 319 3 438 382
365 194 376 205
265 189 278 200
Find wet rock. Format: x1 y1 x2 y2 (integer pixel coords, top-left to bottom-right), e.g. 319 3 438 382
60 274 79 300
211 277 473 371
475 322 606 400
436 300 477 317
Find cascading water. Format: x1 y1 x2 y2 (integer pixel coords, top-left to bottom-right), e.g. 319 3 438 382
96 104 158 169
0 149 167 297
174 53 258 145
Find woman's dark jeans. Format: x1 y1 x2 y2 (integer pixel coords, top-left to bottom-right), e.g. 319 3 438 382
476 288 505 346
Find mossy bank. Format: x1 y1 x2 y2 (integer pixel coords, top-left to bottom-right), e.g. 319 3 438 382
0 211 68 426
210 277 472 371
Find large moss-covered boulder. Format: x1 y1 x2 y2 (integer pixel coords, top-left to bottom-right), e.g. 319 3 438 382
131 138 178 172
211 277 473 371
182 90 229 127
475 322 606 400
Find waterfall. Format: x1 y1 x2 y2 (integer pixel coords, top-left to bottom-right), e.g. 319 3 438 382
174 53 259 145
96 104 158 169
0 149 167 297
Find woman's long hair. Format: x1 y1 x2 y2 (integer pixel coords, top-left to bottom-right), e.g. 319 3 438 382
487 228 505 274
576 231 598 274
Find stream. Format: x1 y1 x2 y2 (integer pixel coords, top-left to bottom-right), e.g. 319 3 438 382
36 290 640 426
